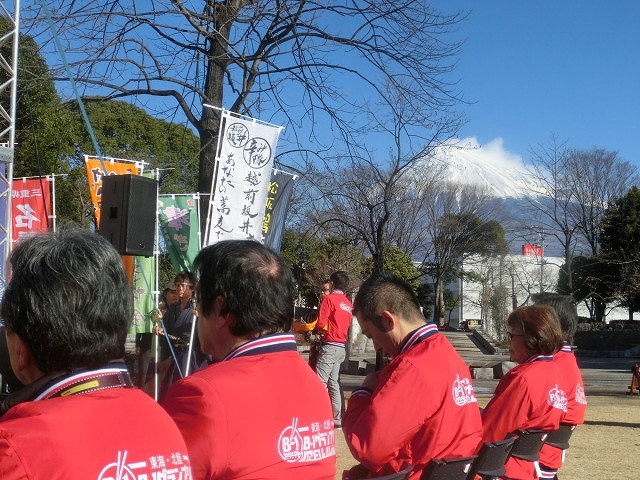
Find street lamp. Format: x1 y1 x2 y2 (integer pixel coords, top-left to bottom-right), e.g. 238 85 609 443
508 265 517 310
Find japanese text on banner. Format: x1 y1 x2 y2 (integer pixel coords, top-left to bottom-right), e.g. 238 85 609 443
205 111 282 246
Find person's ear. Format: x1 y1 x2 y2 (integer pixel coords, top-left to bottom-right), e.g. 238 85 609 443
6 331 41 384
210 296 233 328
379 311 396 332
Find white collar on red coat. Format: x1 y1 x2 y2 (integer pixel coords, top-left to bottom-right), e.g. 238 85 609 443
223 333 297 361
400 323 439 354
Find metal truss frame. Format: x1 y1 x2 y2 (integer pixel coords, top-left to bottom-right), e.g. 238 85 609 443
0 0 19 289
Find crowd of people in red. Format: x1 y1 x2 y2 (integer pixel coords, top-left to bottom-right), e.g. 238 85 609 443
0 228 584 480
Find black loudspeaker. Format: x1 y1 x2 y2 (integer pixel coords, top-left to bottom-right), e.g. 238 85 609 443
99 174 157 256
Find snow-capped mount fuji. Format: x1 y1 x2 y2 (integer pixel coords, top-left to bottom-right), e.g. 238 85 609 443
432 137 533 199
426 137 565 256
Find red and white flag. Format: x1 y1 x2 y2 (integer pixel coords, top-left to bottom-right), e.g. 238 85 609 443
11 177 52 244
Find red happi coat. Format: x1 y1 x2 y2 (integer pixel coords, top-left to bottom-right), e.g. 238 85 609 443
343 325 483 480
163 333 336 480
538 344 587 476
315 290 352 345
482 354 567 480
0 366 191 480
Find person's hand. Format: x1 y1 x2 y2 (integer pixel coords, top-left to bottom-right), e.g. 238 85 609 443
361 371 380 391
151 308 163 323
135 346 141 356
153 324 164 335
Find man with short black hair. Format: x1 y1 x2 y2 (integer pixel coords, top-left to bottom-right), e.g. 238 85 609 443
163 240 336 479
155 270 199 399
0 228 191 478
343 272 482 480
314 270 353 428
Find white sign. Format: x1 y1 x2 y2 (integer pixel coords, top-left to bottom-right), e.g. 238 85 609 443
205 110 283 246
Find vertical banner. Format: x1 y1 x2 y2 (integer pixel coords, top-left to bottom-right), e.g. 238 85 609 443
158 194 200 273
131 170 157 334
131 254 156 334
262 170 295 252
11 177 52 244
205 110 283 246
84 155 142 227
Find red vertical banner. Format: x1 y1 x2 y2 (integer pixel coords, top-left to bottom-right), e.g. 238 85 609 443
11 177 52 244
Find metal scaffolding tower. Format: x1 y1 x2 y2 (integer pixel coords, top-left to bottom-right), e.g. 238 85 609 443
0 0 19 290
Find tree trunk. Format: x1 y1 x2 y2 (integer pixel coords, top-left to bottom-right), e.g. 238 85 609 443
594 300 606 323
564 241 573 294
198 14 232 234
433 278 445 326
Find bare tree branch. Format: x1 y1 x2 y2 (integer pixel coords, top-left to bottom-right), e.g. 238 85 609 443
23 0 467 226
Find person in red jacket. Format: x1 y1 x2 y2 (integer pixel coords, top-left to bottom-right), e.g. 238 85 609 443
315 270 353 428
532 293 587 480
0 228 191 479
342 272 482 480
482 305 567 480
163 240 336 480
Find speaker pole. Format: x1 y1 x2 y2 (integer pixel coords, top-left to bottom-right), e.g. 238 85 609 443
153 168 160 401
159 318 183 379
153 331 159 402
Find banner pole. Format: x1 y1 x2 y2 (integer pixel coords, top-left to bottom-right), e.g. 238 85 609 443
184 313 198 377
50 175 56 232
153 168 160 401
202 110 227 247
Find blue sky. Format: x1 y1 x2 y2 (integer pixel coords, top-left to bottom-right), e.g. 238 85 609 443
31 2 639 172
430 1 640 168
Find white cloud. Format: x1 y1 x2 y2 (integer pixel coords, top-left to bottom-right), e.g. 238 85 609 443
431 136 532 198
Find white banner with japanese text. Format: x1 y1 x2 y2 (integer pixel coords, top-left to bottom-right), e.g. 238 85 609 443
205 110 283 246
11 177 52 244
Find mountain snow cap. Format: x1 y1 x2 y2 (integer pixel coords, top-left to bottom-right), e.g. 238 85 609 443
432 137 533 199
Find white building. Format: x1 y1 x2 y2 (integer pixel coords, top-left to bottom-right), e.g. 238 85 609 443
443 251 629 335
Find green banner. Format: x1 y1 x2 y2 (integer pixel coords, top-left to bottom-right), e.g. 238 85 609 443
158 195 200 273
130 254 156 334
130 170 157 335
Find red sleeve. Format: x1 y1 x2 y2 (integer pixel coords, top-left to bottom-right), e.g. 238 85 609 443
562 355 587 425
163 377 229 480
0 437 29 480
315 296 331 332
481 371 532 443
343 359 433 470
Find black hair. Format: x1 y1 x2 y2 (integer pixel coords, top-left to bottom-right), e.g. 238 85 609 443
174 270 196 287
194 240 295 337
329 271 349 292
1 228 132 373
531 292 577 343
353 271 422 331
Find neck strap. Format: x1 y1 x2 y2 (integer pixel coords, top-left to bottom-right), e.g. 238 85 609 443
35 366 133 400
